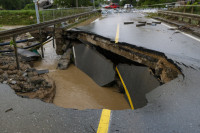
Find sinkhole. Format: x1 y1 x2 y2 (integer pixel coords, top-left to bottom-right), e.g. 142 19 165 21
5 35 181 110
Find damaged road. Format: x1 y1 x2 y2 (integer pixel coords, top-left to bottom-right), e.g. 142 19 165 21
1 11 200 133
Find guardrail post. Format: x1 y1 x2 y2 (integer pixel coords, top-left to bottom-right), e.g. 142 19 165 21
13 36 20 70
53 24 55 48
39 29 44 58
42 10 45 22
53 9 55 20
181 17 184 21
189 18 192 24
61 9 63 17
183 7 186 13
191 7 194 14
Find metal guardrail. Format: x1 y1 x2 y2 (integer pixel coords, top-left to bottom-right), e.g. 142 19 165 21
0 9 100 70
0 10 99 39
158 10 200 19
158 10 200 25
41 7 93 22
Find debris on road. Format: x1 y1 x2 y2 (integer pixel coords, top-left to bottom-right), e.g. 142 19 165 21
17 48 40 61
136 23 146 27
124 22 134 25
5 108 13 113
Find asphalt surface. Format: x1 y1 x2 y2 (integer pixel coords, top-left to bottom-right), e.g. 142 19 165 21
75 13 200 68
1 12 200 133
0 84 101 133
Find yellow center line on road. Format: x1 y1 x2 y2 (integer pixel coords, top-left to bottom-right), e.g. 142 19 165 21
115 24 120 43
97 109 111 133
116 67 134 110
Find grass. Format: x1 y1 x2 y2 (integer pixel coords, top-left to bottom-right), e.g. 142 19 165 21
41 8 90 22
0 10 38 25
146 13 159 18
170 7 200 15
0 8 91 25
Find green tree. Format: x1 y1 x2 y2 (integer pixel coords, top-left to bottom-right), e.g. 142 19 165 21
54 0 91 7
0 0 32 10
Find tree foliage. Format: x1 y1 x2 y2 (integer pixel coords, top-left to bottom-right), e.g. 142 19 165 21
54 0 92 7
137 0 176 6
120 0 177 6
0 0 32 10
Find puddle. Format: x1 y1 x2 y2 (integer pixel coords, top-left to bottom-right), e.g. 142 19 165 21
34 41 130 110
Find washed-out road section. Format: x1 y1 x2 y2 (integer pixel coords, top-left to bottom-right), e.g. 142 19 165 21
1 12 200 133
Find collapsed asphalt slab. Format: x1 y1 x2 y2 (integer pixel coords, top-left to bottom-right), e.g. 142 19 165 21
110 65 200 133
73 43 115 86
117 64 160 109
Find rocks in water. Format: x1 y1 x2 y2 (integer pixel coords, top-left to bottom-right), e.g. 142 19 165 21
0 65 9 70
36 69 49 75
0 55 55 103
22 73 28 77
30 77 44 85
44 83 52 89
27 71 38 77
11 85 21 92
26 68 36 72
57 48 72 70
11 80 17 85
7 70 18 75
3 81 7 84
2 72 8 80
0 69 3 75
8 65 16 71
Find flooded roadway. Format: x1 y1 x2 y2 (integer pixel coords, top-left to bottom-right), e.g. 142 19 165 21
34 41 130 110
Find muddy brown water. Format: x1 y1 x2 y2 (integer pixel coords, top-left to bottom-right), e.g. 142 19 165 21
34 41 130 110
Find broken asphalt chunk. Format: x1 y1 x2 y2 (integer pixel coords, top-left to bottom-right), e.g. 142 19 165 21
136 23 146 27
5 108 13 113
36 69 49 75
124 22 134 25
73 44 115 86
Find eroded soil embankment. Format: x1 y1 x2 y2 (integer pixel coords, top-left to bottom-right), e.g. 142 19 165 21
0 55 55 102
67 32 182 83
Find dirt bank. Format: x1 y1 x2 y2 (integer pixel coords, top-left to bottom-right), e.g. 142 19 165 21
0 54 56 103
